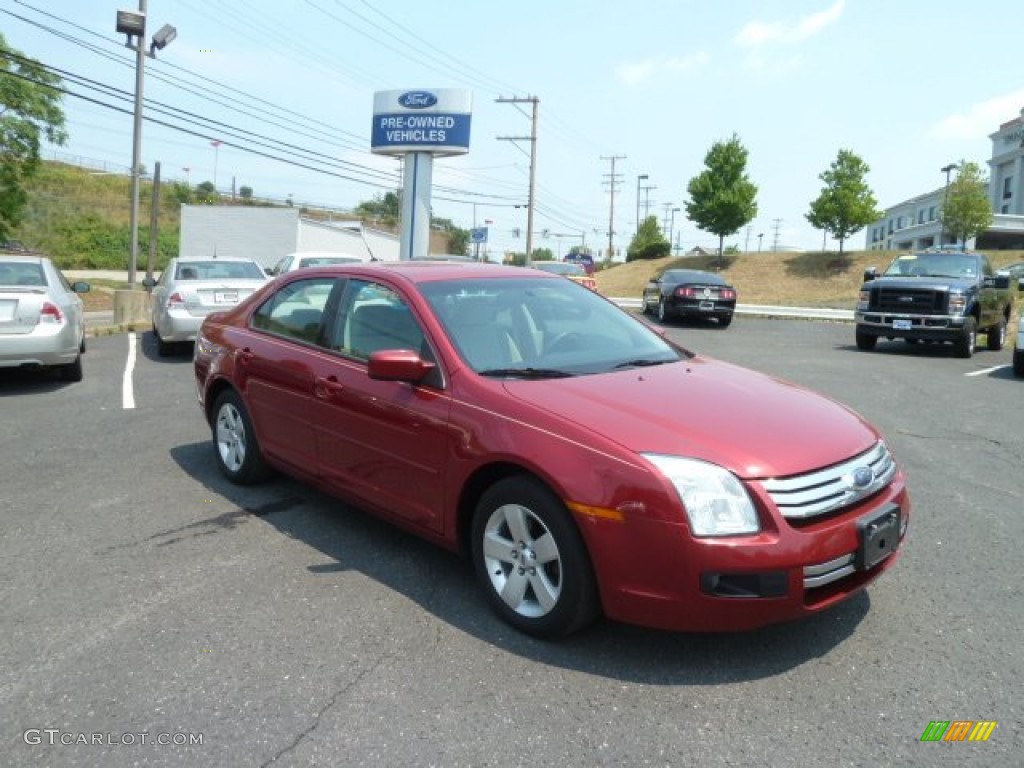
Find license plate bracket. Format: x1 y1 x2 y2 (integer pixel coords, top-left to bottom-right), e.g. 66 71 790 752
699 301 715 311
893 318 913 331
856 504 901 570
214 290 239 305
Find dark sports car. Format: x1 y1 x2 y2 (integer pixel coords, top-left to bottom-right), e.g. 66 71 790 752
642 268 736 327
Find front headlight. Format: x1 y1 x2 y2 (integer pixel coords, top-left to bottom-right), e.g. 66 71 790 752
948 292 966 315
857 289 870 310
643 454 760 537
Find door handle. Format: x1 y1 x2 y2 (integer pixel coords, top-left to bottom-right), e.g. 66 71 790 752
314 375 344 400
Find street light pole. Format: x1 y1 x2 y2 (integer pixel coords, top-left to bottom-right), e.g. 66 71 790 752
758 233 764 253
636 173 648 232
117 3 176 287
669 207 679 253
127 0 147 288
940 163 957 246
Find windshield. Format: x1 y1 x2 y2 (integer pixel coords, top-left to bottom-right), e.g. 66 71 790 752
419 276 685 376
884 253 980 279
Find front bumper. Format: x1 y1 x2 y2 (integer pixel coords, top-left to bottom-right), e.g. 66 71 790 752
855 310 968 340
578 476 910 632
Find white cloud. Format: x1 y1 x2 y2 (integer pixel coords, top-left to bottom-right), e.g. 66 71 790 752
930 89 1024 139
735 0 845 47
615 52 709 86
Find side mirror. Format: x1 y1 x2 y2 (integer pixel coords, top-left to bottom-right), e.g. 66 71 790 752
141 277 157 289
367 350 436 383
1018 277 1024 293
862 267 878 283
72 281 91 294
992 274 1010 290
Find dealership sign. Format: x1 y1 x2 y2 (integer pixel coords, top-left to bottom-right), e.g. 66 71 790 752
371 89 472 156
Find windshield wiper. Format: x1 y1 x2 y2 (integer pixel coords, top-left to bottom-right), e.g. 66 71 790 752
613 358 674 370
478 367 576 379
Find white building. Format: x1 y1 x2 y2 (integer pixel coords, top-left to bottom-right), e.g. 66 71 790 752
179 206 401 268
866 106 1024 251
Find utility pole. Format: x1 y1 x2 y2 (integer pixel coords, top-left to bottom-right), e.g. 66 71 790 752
661 202 674 235
601 154 625 261
772 218 782 252
641 182 657 219
497 96 539 264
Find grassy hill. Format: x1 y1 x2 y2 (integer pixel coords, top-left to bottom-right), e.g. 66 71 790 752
595 249 1024 308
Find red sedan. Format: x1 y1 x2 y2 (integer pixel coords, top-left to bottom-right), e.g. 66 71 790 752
193 262 909 637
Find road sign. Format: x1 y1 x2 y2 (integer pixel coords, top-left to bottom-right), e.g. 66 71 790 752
470 227 488 243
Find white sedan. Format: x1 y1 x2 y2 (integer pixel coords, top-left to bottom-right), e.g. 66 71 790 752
145 257 269 356
0 255 90 381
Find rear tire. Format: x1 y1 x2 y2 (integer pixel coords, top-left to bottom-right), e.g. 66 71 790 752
59 354 83 382
212 390 272 484
986 316 1006 351
471 476 599 638
657 297 670 323
1014 348 1024 377
155 327 172 357
718 314 733 329
953 317 977 358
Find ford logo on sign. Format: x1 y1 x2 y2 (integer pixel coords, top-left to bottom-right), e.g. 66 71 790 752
399 91 437 109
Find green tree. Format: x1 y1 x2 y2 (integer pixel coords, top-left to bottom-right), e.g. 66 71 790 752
685 133 758 268
195 180 218 204
355 191 400 223
0 34 68 240
806 149 881 261
941 161 993 245
626 215 670 261
239 185 253 202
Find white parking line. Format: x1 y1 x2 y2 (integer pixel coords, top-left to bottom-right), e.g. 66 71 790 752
122 333 137 409
965 364 1009 377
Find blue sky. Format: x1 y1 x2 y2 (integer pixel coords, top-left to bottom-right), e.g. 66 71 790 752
3 0 1023 256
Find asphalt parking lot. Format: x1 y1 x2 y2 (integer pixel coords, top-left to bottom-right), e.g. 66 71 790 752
1 316 1021 767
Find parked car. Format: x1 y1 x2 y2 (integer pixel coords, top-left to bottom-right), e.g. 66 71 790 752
855 248 1014 357
531 260 598 291
194 262 909 638
642 268 737 326
269 251 364 276
0 255 90 381
1015 274 1024 377
145 257 268 356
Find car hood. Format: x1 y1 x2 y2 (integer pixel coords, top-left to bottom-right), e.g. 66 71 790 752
502 356 878 479
865 276 974 291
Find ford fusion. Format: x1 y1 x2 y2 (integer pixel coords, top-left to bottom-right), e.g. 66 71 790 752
193 262 909 637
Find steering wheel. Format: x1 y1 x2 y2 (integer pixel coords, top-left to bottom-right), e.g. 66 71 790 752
545 331 585 355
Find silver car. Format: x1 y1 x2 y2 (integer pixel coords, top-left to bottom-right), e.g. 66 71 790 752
146 257 268 356
0 255 90 381
269 251 364 275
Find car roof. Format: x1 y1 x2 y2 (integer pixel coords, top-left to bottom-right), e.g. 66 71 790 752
295 260 554 284
0 254 47 265
176 256 261 263
663 269 728 284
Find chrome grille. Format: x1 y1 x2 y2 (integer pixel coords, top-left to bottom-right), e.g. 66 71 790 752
760 441 896 520
873 287 946 314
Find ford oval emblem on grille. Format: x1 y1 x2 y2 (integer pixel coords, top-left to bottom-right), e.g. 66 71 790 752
398 91 437 109
852 466 874 489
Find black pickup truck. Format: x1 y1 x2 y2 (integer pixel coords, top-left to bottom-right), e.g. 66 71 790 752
854 248 1014 358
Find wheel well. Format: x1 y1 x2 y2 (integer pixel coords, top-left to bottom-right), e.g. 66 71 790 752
455 463 543 556
203 378 235 425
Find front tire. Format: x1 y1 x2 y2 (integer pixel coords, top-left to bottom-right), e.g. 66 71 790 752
986 316 1006 351
855 326 877 351
1014 347 1024 377
212 390 271 484
953 317 977 358
471 476 599 638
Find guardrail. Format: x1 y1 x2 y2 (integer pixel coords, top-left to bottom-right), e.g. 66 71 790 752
610 297 854 322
